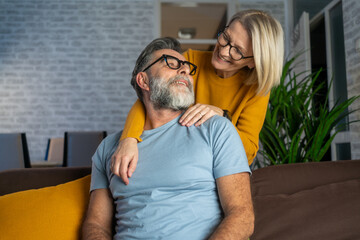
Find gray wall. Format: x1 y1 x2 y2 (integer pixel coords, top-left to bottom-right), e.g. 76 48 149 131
343 0 360 159
0 0 155 160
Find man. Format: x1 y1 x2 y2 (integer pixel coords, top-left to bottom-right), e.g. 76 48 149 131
82 37 254 240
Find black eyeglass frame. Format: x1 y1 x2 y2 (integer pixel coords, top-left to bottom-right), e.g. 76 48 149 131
217 27 254 61
142 54 197 76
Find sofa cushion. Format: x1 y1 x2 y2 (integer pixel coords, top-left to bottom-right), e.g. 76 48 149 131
251 179 360 240
0 175 91 240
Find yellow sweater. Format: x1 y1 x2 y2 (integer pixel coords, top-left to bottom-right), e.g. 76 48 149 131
121 49 269 165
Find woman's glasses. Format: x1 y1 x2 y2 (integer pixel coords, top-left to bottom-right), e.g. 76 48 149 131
217 29 254 61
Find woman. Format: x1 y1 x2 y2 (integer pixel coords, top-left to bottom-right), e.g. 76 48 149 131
112 9 284 184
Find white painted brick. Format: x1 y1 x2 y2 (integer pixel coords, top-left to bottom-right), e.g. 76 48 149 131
343 0 360 159
0 0 151 160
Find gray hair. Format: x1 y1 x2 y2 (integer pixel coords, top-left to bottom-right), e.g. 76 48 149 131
131 37 182 102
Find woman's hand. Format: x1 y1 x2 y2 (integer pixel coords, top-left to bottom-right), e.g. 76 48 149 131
111 138 138 185
179 104 223 127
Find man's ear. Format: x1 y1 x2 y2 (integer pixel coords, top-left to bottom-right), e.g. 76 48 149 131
136 72 150 91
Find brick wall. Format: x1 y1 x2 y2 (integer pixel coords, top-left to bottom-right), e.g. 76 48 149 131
343 0 360 159
0 0 155 160
236 1 285 28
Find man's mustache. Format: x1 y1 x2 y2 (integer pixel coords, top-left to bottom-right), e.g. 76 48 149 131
168 75 193 92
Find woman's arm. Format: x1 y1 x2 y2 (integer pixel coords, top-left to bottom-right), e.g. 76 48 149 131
111 138 138 185
120 99 145 141
234 92 270 165
111 99 145 184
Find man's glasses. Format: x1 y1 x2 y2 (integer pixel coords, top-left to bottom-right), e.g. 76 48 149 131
217 29 254 61
142 54 197 76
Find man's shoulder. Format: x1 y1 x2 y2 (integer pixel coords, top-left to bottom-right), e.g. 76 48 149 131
103 130 122 143
195 115 238 140
203 115 234 131
98 131 123 153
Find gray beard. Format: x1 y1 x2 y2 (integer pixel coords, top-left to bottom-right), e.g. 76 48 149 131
149 75 195 111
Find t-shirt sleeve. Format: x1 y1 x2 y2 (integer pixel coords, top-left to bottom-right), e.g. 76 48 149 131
90 139 110 192
210 116 251 179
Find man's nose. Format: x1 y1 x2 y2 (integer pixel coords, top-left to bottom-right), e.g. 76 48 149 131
177 63 190 75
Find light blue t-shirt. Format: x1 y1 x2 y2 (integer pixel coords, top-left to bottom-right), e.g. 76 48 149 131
91 115 250 240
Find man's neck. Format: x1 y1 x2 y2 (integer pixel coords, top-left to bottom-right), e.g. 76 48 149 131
143 103 182 130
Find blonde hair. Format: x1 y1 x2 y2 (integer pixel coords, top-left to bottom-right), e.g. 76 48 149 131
228 10 284 95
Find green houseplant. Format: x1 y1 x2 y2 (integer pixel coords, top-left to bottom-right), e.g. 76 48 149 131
255 55 359 167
